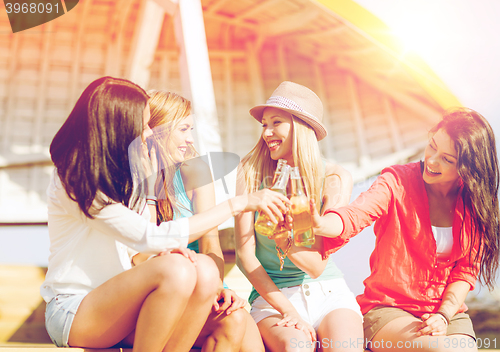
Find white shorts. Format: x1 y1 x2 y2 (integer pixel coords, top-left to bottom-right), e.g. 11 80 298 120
250 278 362 330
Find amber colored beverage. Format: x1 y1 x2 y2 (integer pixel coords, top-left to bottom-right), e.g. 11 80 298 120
254 162 290 236
254 189 287 236
290 167 314 246
294 229 314 245
273 217 290 239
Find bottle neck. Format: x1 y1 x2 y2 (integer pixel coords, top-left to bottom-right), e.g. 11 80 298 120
271 168 290 191
291 177 305 196
272 160 287 183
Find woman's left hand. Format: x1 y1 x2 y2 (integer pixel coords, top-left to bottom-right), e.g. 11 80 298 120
310 199 325 236
212 288 246 315
417 313 448 336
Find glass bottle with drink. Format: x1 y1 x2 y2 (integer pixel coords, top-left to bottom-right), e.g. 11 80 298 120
273 160 291 239
254 161 290 237
290 166 314 246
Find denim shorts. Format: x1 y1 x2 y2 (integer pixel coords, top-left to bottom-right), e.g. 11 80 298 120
45 294 86 347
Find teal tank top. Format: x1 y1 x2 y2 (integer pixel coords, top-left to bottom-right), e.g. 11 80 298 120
172 168 228 288
171 168 198 252
248 164 344 304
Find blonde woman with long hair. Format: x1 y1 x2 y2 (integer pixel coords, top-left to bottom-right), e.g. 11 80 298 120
235 81 363 352
133 90 265 352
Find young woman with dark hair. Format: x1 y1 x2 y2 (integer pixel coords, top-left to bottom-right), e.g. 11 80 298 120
42 76 290 352
313 108 499 352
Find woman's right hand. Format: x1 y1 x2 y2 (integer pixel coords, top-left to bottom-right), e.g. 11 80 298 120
277 311 317 343
157 247 197 265
243 189 290 223
141 143 158 195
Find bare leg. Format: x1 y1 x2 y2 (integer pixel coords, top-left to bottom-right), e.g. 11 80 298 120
161 254 221 352
192 307 264 352
240 313 265 352
258 315 314 352
317 308 363 352
68 253 199 351
192 307 246 352
369 316 477 352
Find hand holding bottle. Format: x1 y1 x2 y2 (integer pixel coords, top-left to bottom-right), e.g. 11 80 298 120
309 199 331 238
255 163 291 236
244 189 290 223
290 167 314 246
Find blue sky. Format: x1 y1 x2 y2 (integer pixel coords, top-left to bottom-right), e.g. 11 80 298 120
353 0 500 133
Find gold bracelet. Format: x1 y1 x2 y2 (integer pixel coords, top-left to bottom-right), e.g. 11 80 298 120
275 236 293 271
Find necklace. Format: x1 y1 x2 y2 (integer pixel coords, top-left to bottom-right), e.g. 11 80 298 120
275 236 293 271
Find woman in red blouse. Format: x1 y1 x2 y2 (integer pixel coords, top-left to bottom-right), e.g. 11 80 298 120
312 108 499 351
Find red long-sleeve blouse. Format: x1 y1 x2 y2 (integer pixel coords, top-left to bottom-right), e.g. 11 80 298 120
323 162 480 317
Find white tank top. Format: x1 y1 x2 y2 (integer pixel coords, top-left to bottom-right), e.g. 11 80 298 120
431 226 453 261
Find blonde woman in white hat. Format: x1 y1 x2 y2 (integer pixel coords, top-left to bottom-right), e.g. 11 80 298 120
235 81 363 352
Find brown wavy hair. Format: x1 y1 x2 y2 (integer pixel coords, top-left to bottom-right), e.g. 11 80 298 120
147 90 197 223
50 77 149 218
431 107 499 289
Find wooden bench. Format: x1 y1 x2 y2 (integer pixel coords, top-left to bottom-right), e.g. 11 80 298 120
0 260 244 351
1 264 498 351
0 345 128 351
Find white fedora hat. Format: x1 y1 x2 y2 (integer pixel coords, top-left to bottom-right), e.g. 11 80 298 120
249 81 327 141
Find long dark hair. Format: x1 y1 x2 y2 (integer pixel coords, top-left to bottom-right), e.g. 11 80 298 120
431 107 499 289
50 76 149 218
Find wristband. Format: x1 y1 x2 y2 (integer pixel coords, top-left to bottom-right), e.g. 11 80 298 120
146 195 157 201
146 199 157 205
436 311 451 325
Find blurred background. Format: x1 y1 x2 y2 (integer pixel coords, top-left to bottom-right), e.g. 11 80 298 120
0 0 499 346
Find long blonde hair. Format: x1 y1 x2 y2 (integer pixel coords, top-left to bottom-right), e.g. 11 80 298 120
148 90 197 222
241 114 324 210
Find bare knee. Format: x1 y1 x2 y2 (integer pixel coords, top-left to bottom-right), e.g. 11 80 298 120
240 313 265 352
149 254 197 295
211 309 247 343
262 329 313 352
283 336 315 352
318 309 363 351
223 307 247 326
194 254 220 295
217 308 247 337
